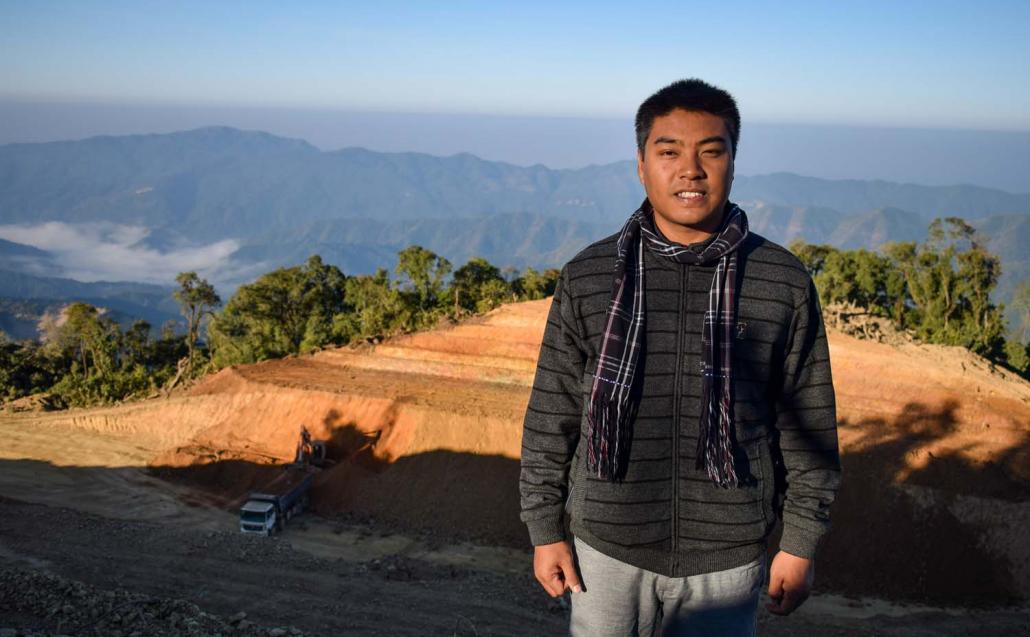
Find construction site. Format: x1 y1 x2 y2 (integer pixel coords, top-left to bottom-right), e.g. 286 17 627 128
1 298 1029 635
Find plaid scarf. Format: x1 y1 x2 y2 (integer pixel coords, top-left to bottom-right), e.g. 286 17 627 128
585 198 749 488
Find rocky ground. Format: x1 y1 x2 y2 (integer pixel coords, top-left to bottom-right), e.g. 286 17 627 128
0 496 562 636
1 567 307 637
2 496 1029 636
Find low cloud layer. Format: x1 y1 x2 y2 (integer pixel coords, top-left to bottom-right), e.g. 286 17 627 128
0 221 241 286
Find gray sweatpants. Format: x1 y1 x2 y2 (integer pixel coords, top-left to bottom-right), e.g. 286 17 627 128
570 537 766 637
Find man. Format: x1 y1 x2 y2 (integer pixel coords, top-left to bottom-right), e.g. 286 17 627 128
518 78 841 636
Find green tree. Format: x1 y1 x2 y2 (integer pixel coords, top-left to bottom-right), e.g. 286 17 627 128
1011 282 1030 344
335 268 408 341
395 245 452 328
1003 339 1030 377
955 235 1005 356
41 303 117 378
476 278 511 313
788 240 835 278
513 267 560 301
0 337 61 402
449 256 508 315
173 272 221 378
36 303 157 407
1002 279 1030 376
208 255 349 367
883 233 957 341
121 320 152 368
884 217 1007 355
813 249 903 320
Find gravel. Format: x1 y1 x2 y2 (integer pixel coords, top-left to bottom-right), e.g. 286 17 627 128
0 567 307 637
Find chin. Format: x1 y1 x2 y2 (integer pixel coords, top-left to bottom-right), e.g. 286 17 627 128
658 208 717 227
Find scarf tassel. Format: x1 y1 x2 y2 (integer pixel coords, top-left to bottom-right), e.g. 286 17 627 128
696 372 739 488
586 389 633 480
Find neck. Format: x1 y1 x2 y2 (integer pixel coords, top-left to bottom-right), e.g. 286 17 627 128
650 203 727 246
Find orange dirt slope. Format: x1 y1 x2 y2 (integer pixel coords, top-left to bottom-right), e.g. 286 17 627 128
20 296 1028 605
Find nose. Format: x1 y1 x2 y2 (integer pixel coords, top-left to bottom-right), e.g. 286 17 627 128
679 152 705 180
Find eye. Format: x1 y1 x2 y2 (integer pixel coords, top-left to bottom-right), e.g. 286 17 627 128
702 149 724 157
659 149 677 157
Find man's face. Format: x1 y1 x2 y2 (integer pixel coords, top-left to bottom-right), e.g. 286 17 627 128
636 108 734 244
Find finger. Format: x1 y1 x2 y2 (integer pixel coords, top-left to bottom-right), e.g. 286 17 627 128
560 556 584 593
535 565 563 597
767 571 784 600
764 581 786 615
765 594 784 615
766 588 802 616
780 587 808 615
537 574 561 598
545 566 566 597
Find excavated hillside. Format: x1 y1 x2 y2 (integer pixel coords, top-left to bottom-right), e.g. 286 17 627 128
149 297 1030 604
4 297 1029 610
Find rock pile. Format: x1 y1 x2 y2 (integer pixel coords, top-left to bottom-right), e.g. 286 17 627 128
0 567 307 637
1 393 64 413
822 301 914 346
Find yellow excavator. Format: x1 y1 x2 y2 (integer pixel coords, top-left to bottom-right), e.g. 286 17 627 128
239 426 328 535
292 425 327 468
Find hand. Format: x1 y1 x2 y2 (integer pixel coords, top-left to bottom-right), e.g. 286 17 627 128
765 550 814 616
533 540 583 597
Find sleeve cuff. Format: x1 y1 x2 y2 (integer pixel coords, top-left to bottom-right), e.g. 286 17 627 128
777 520 825 559
525 516 566 546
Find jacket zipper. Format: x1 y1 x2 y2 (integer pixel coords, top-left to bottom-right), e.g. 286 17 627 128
671 263 688 572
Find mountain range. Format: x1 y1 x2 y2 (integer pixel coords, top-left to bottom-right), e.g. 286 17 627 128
0 127 1027 338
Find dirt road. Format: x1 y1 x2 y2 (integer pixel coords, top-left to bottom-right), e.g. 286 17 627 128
3 494 1028 636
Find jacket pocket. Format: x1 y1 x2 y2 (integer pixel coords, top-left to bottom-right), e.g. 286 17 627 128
565 439 584 515
678 459 766 549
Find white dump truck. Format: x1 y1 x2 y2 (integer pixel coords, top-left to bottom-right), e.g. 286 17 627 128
238 466 315 535
239 426 327 535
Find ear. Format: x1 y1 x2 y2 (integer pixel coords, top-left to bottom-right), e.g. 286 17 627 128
636 149 645 185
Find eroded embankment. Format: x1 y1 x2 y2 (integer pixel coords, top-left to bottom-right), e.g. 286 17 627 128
150 304 545 544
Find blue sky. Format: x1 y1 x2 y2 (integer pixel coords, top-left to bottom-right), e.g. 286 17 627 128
2 0 1029 130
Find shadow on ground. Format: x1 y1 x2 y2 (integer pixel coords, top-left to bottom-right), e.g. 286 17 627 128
802 399 1028 606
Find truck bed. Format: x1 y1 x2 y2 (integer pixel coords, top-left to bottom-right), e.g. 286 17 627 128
250 466 314 501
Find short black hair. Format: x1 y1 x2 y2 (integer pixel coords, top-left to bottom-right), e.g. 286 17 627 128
634 78 741 157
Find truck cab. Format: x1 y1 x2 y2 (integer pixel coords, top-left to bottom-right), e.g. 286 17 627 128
239 500 277 535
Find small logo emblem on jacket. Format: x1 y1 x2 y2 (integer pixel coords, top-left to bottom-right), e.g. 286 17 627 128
736 321 748 340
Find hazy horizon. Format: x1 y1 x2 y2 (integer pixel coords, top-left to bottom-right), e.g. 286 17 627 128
2 100 1030 194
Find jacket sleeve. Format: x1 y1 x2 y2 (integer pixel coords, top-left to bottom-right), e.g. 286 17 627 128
519 265 587 546
773 278 842 559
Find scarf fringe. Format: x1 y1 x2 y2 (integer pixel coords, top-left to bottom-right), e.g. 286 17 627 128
696 374 739 488
586 390 632 480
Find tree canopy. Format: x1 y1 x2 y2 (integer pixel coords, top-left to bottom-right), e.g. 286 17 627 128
791 216 1021 374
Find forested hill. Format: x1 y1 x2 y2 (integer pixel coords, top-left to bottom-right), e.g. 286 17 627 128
3 127 1029 239
1 126 1028 332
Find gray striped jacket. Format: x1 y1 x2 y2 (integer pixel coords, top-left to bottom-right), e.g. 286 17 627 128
519 229 841 577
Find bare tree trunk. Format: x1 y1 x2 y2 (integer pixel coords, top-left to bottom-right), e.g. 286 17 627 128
164 356 190 396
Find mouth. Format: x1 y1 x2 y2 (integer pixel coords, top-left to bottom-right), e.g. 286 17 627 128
674 190 706 202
